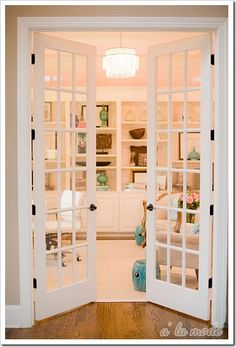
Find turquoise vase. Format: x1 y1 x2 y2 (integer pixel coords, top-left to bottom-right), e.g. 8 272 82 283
187 146 200 160
132 259 161 292
99 105 108 127
132 259 146 291
97 172 108 186
134 225 144 246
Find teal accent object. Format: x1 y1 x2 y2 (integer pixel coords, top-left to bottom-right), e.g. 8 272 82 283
99 104 108 127
135 225 144 246
97 172 108 186
187 146 200 160
132 259 161 292
132 259 146 291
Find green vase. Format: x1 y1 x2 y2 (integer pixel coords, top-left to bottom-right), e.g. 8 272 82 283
99 105 108 127
187 146 200 160
97 172 108 186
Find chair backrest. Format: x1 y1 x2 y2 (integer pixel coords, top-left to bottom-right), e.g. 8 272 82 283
61 190 84 223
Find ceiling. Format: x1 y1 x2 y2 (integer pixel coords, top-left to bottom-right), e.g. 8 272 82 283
43 31 205 87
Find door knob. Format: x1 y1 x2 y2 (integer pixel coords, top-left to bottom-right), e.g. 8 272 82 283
89 203 97 211
146 204 154 211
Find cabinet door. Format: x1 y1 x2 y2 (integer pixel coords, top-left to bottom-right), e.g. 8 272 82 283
120 194 146 232
96 194 118 232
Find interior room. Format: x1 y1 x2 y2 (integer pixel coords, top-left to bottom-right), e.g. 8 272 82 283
34 30 211 302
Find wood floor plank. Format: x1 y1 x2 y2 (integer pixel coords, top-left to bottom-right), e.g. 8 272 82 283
5 302 228 340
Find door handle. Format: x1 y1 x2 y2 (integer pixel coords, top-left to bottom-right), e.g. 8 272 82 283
146 204 154 211
89 203 97 211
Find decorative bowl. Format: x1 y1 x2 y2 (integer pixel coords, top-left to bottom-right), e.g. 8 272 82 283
129 128 145 139
96 161 111 166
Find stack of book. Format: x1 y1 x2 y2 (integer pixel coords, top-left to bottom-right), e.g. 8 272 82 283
124 183 146 191
96 185 110 191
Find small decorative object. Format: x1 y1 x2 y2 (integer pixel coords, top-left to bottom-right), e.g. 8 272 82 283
130 151 136 166
96 161 111 167
125 110 135 121
97 171 108 186
96 134 112 154
99 104 109 127
134 225 144 246
132 259 161 292
179 132 200 160
78 133 86 154
129 128 145 139
130 146 147 166
138 153 147 167
132 259 146 291
78 113 86 128
187 146 200 160
177 191 200 223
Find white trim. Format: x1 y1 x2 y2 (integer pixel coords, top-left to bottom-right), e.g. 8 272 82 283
5 305 23 328
16 16 228 328
18 16 226 31
211 18 228 328
17 18 34 328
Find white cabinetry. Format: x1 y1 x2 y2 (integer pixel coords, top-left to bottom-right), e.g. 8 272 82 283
119 193 146 232
96 192 146 233
96 193 118 232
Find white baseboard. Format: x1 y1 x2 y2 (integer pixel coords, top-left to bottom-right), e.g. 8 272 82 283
5 305 23 328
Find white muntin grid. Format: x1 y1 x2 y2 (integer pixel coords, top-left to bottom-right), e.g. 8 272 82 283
155 50 201 289
43 49 90 289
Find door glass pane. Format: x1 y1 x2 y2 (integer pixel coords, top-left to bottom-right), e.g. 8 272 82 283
186 172 200 191
156 136 168 168
156 170 167 192
157 94 168 128
156 55 169 91
76 246 88 282
45 172 58 209
171 171 183 192
186 132 201 162
46 253 58 291
172 93 184 129
75 170 87 191
60 52 72 89
75 94 88 128
61 249 73 287
75 54 87 92
171 132 183 169
76 208 87 245
170 250 182 286
45 212 58 251
61 132 72 169
187 49 201 88
61 92 72 128
172 52 184 90
44 49 57 89
45 131 58 164
187 91 200 128
156 244 168 282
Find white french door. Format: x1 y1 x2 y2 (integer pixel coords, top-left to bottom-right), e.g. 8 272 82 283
146 35 212 320
33 33 96 320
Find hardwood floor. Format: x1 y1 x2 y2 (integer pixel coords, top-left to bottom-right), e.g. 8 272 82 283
6 302 228 340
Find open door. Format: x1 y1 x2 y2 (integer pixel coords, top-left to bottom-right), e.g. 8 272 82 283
147 35 212 320
32 33 96 320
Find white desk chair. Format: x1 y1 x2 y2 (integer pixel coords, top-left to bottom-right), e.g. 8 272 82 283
46 190 85 266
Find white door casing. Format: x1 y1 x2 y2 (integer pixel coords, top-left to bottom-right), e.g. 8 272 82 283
33 33 96 320
147 35 212 320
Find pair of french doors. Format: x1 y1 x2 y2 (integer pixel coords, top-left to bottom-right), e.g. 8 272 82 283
33 33 212 321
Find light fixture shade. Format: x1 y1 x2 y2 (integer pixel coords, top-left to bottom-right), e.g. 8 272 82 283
103 48 139 78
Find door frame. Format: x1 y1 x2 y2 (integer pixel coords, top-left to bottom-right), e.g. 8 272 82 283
15 15 231 328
